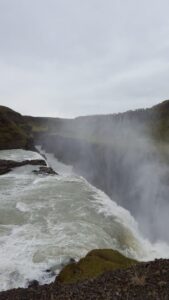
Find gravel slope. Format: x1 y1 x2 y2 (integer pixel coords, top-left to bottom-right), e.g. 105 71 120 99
0 259 169 300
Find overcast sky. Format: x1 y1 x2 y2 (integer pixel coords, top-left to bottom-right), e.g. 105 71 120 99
0 0 169 117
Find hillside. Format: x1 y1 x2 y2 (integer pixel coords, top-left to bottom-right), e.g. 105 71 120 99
0 106 34 150
1 99 169 150
25 100 169 145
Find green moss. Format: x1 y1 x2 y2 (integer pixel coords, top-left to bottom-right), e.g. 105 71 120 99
57 249 138 284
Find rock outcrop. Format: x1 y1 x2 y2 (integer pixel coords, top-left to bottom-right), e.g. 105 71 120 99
57 249 137 284
0 159 46 175
33 166 58 175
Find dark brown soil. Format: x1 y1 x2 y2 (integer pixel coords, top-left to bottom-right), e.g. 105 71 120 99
1 259 169 299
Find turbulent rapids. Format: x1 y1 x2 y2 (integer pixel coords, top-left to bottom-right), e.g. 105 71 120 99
0 149 169 291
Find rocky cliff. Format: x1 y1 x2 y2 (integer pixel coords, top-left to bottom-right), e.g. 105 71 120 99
0 106 34 150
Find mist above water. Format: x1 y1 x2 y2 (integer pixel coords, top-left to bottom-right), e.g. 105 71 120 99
39 110 169 243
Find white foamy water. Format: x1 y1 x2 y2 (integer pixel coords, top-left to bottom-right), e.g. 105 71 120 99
0 149 169 291
0 149 42 162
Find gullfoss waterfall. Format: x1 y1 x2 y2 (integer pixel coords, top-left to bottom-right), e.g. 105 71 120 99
0 149 169 291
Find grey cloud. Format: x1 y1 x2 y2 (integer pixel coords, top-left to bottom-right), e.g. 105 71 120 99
0 0 169 116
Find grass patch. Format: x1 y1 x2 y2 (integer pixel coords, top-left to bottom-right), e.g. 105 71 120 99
57 249 138 284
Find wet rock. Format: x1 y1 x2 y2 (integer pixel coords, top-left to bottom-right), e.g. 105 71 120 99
45 269 56 278
45 258 76 277
69 258 76 264
33 166 58 175
0 166 11 175
28 280 39 289
0 159 46 175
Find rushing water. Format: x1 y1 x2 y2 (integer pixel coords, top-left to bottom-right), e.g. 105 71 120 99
0 149 169 291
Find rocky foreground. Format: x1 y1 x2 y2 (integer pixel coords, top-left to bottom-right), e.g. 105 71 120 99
0 258 169 300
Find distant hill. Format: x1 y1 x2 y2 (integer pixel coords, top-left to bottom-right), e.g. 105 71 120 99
0 99 169 150
25 99 169 144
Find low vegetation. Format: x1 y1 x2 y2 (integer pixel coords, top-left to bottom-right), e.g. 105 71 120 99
57 249 137 284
